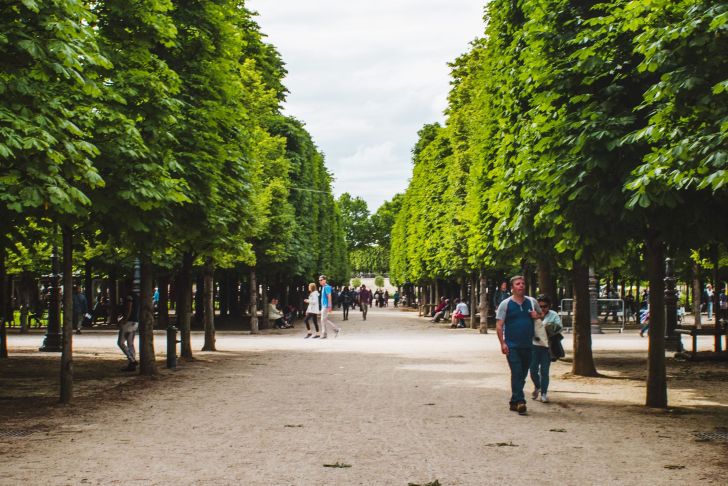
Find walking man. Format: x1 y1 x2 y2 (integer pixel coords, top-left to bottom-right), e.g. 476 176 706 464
319 275 340 338
72 285 88 335
359 284 372 321
496 275 540 415
118 293 140 371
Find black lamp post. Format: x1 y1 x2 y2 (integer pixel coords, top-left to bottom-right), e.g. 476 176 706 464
664 257 683 352
39 235 61 352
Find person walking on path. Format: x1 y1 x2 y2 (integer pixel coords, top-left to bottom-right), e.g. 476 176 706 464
72 285 88 335
341 286 353 321
493 281 511 311
496 275 541 415
119 293 140 372
303 283 321 338
359 284 372 321
706 283 714 321
530 295 562 403
319 275 340 338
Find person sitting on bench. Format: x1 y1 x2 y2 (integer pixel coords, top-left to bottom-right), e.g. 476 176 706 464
431 297 449 322
451 298 470 328
268 298 291 329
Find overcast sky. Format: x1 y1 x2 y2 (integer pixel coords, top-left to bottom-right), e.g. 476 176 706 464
248 1 486 212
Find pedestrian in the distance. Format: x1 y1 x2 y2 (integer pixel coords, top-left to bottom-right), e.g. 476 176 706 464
530 295 562 403
319 275 340 338
496 275 540 415
72 285 88 335
341 286 353 321
303 282 321 338
493 281 511 311
118 293 140 372
359 284 372 321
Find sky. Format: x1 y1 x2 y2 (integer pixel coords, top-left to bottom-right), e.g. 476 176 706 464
248 1 486 212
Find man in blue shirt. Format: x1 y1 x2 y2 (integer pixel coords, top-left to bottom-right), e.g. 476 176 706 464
496 275 540 415
319 275 340 339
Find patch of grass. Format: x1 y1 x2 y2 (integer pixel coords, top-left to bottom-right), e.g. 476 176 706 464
323 462 352 468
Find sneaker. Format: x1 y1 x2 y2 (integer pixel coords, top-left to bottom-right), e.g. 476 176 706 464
305 334 312 339
321 335 327 339
531 388 540 400
540 393 549 403
313 335 320 339
334 329 340 338
516 402 527 415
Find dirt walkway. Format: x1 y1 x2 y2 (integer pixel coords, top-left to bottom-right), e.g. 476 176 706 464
1 306 727 485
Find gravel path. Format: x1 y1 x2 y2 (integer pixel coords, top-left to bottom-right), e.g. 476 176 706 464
1 306 727 485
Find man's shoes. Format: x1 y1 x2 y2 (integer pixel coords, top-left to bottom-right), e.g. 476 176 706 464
75 329 82 335
305 334 312 339
540 393 549 403
321 335 327 339
531 388 540 400
509 402 518 412
457 324 466 328
313 335 320 339
334 329 340 338
516 402 527 415
121 362 137 372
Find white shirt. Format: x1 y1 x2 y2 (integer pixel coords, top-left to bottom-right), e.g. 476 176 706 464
306 291 320 314
455 302 469 316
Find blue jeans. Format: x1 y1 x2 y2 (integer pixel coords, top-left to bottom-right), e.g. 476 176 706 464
530 346 551 394
707 301 713 320
506 347 532 404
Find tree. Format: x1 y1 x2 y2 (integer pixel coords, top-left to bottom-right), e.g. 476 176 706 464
0 0 107 401
337 193 373 251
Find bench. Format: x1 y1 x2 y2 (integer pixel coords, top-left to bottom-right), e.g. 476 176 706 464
676 326 727 355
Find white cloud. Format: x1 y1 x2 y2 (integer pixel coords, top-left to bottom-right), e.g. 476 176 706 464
248 0 485 211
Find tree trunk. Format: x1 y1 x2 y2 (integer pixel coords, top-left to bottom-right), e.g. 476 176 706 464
18 278 29 334
84 261 93 312
177 252 194 359
110 268 120 325
194 274 204 328
469 274 477 328
138 255 156 375
201 258 216 351
538 261 556 300
692 262 702 329
230 276 240 317
645 231 667 408
261 284 269 329
711 246 721 352
219 271 228 317
60 226 74 403
157 275 170 329
249 268 259 334
0 242 8 359
572 261 598 376
478 271 488 334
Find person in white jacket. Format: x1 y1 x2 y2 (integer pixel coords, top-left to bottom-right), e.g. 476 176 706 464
303 283 321 338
